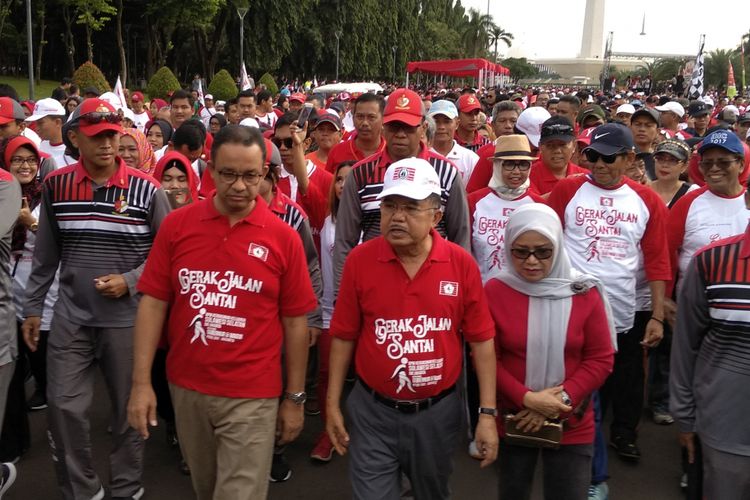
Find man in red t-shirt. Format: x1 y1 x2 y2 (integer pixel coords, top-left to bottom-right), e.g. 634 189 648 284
325 93 386 174
128 125 317 500
455 93 491 153
326 158 498 500
529 116 588 196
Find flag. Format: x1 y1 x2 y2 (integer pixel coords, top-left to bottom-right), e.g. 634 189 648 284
196 78 205 106
727 62 737 98
742 39 747 94
113 75 127 110
240 63 252 91
688 38 705 99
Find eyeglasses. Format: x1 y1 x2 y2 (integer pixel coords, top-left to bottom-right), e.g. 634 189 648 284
653 154 682 165
77 112 122 125
9 156 38 167
497 160 532 172
380 200 439 217
585 150 625 164
698 159 738 171
217 170 264 185
510 247 554 260
272 137 294 149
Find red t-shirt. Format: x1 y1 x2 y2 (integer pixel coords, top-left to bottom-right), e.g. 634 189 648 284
137 195 318 398
485 279 614 444
466 142 496 193
325 135 386 173
305 151 327 172
330 230 495 400
528 160 589 196
277 164 332 254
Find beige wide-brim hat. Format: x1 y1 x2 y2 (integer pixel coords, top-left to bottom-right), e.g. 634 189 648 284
492 134 536 161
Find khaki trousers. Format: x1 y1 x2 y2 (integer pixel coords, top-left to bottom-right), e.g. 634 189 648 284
169 384 279 500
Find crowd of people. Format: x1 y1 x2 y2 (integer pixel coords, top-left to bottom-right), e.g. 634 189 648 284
0 74 748 500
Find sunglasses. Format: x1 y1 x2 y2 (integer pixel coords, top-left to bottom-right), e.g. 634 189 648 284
77 112 122 125
585 150 625 164
510 247 554 260
272 137 294 149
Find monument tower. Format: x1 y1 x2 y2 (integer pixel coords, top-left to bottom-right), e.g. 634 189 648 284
579 0 605 58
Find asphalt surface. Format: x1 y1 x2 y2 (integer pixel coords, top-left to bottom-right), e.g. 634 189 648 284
7 376 685 500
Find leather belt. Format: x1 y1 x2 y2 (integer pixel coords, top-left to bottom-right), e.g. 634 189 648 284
357 377 455 414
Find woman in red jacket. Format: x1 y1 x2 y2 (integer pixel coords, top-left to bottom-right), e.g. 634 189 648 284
485 203 615 500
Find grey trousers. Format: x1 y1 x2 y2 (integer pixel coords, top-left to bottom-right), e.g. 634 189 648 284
0 360 15 430
46 315 144 500
498 441 593 500
347 381 462 500
702 442 750 500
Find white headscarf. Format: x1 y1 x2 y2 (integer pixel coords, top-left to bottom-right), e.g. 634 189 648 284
494 204 616 391
488 158 531 201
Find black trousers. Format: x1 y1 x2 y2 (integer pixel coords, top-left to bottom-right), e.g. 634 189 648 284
599 310 649 442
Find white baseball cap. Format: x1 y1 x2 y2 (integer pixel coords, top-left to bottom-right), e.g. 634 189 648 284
204 94 214 100
99 92 124 111
377 158 441 201
616 104 635 115
515 106 551 147
428 100 458 120
655 101 685 118
25 98 65 122
239 117 259 128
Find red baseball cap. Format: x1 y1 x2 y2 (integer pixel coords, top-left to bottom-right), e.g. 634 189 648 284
457 94 482 113
289 93 307 104
0 97 24 125
384 88 423 127
131 91 144 102
577 126 596 146
69 99 123 137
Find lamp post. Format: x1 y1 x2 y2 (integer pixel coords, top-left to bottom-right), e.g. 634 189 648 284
236 7 249 69
335 30 342 82
133 32 139 85
124 24 131 86
392 45 397 82
26 0 34 99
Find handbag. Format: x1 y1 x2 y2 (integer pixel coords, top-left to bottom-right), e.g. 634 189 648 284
503 414 563 449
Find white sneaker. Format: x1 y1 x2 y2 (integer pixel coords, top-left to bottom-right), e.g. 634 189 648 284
653 411 675 425
588 482 609 500
0 463 17 498
91 485 104 500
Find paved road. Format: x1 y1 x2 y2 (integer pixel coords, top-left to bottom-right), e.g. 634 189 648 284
7 376 685 499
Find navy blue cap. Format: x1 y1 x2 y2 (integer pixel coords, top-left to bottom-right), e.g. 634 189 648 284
582 123 635 156
698 129 745 156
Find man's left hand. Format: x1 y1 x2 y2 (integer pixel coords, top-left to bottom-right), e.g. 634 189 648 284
641 318 664 348
94 274 129 298
276 399 304 445
474 415 499 468
308 327 321 347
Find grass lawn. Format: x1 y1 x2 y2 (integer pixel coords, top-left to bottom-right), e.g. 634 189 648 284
0 75 59 100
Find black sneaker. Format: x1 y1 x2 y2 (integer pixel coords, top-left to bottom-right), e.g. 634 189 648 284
269 453 292 482
166 421 178 447
27 390 47 411
0 463 17 497
610 436 641 461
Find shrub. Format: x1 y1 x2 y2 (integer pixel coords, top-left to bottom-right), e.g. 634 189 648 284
258 72 278 95
72 62 111 94
146 67 181 101
207 69 238 101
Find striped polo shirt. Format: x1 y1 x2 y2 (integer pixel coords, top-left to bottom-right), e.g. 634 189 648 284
24 158 169 327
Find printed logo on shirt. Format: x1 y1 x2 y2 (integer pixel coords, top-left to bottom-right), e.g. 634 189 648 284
248 243 269 262
393 166 415 181
439 281 459 297
113 195 129 215
600 197 613 207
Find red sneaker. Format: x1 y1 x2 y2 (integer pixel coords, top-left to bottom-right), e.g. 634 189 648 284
310 432 334 463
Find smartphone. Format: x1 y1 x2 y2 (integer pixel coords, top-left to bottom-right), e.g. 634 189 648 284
297 103 314 128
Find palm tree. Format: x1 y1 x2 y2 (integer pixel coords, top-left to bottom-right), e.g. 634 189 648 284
460 8 494 58
488 25 513 62
705 48 738 88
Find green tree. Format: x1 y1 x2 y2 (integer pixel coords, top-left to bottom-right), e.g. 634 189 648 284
705 48 742 88
501 57 538 83
460 8 493 58
146 66 181 100
207 69 237 100
68 0 117 62
487 25 513 62
72 61 111 93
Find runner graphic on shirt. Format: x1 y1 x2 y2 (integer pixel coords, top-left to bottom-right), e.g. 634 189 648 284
489 245 504 273
585 237 601 262
391 357 416 394
189 307 208 345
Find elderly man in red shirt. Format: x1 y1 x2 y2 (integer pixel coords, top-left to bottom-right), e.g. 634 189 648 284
327 158 498 500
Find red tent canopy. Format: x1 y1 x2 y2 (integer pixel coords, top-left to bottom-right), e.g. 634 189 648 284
406 58 509 77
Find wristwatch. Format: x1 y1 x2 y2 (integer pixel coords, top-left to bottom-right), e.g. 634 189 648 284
478 407 498 417
30 221 39 232
561 390 572 407
283 391 307 405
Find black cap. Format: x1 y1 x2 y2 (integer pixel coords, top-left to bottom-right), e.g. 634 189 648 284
687 101 709 117
740 113 750 124
582 123 635 155
631 107 660 125
654 139 690 162
83 86 100 97
540 116 576 144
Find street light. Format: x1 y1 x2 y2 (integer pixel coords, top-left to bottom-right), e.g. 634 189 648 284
26 0 34 99
236 7 249 68
392 45 397 82
335 30 342 82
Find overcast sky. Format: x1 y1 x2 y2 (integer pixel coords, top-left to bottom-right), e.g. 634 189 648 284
464 0 750 60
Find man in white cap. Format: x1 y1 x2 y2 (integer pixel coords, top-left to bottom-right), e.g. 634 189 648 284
327 157 498 500
655 101 690 140
614 104 635 127
25 98 75 168
428 100 479 182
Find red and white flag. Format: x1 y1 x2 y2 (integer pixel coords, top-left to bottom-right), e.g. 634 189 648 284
196 78 205 106
113 75 127 110
240 63 252 91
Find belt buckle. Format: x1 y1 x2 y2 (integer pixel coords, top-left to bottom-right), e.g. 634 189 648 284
394 399 424 414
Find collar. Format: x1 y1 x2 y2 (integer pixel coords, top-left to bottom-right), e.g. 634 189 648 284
352 135 386 159
267 188 291 215
586 173 627 191
199 193 269 227
379 143 430 169
281 158 315 179
74 157 129 188
376 228 451 264
740 224 750 259
455 130 482 146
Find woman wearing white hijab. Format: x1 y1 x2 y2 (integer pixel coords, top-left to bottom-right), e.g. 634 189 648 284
485 203 615 500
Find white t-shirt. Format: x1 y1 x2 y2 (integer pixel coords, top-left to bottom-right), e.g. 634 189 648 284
39 141 75 169
132 111 151 132
21 127 41 146
320 215 335 329
255 111 277 129
431 140 479 182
